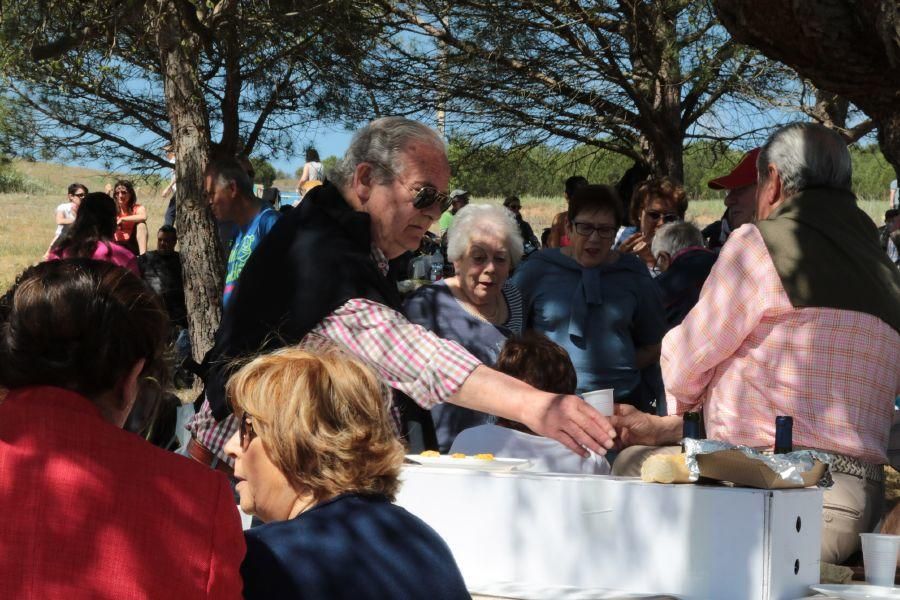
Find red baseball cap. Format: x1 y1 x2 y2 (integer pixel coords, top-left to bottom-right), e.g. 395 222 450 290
707 148 761 190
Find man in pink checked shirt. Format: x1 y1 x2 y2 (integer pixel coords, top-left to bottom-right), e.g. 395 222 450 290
186 117 616 482
611 122 900 564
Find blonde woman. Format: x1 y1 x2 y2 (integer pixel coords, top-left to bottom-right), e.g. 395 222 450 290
224 348 468 600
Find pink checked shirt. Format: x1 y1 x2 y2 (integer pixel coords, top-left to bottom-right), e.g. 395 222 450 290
188 297 482 463
662 224 900 464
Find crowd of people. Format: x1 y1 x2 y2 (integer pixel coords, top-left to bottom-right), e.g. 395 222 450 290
1 117 898 597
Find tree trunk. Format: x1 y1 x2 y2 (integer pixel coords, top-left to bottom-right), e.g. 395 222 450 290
155 0 224 362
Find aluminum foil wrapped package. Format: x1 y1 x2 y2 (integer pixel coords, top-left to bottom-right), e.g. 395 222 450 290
682 438 834 489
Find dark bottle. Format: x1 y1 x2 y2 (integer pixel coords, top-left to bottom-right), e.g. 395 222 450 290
774 415 793 454
682 412 702 450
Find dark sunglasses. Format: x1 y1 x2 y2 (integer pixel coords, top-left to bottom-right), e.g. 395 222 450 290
412 186 452 213
506 204 522 210
73 192 86 198
239 413 257 451
572 222 617 238
644 210 680 224
373 161 451 213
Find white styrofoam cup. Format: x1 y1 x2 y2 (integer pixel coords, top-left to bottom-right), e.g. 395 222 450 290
582 389 614 417
861 533 900 587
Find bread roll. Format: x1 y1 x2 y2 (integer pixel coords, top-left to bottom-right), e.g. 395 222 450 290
640 453 693 484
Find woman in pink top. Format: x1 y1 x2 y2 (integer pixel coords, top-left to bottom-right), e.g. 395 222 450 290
112 180 148 255
47 192 139 275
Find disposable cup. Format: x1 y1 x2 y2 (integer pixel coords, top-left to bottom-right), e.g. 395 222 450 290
582 389 614 417
860 533 900 587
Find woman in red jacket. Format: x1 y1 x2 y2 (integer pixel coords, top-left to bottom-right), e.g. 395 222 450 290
0 259 245 599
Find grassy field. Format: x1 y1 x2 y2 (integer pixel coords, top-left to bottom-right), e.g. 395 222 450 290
1 163 890 291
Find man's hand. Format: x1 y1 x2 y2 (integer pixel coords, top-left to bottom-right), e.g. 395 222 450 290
611 404 682 449
523 394 617 457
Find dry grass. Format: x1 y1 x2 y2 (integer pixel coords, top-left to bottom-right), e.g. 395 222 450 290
0 161 170 291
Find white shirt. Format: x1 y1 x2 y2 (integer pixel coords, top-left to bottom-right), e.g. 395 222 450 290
450 425 611 475
55 202 75 236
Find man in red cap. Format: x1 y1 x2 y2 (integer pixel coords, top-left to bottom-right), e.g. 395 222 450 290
702 147 760 249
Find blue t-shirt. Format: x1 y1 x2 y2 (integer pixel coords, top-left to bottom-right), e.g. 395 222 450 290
223 206 280 307
511 248 666 398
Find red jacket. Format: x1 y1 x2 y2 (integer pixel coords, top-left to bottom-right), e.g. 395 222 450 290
0 386 245 599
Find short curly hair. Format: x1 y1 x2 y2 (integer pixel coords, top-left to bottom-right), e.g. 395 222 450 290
227 347 406 503
629 177 688 226
446 204 524 267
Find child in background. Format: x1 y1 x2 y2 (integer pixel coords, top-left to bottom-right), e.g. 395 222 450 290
450 331 610 475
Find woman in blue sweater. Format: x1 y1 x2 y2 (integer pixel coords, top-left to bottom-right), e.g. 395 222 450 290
224 347 468 600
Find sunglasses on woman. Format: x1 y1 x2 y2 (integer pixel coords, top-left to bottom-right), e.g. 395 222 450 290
239 413 257 451
644 210 680 224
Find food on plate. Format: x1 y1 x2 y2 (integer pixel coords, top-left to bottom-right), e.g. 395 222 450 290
640 453 693 484
474 454 495 460
450 453 466 459
419 450 440 457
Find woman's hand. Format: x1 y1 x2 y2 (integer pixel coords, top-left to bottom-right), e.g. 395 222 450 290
619 232 654 263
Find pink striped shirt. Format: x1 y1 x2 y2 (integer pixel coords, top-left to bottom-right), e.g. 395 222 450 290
662 224 900 464
188 298 482 463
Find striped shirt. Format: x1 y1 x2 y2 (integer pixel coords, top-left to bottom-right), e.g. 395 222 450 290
662 224 900 464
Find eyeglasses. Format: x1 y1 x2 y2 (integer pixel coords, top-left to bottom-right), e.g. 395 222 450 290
374 162 451 213
644 210 680 224
72 192 86 198
506 204 521 211
239 413 257 451
572 222 617 239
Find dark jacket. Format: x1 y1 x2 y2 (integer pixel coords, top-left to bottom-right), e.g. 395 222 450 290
655 247 718 329
241 494 469 600
201 182 401 420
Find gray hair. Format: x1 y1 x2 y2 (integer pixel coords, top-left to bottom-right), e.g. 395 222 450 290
756 122 852 196
651 221 704 259
205 157 254 198
329 117 446 189
446 204 524 267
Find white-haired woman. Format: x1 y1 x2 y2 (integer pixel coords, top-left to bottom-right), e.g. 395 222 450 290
403 203 525 451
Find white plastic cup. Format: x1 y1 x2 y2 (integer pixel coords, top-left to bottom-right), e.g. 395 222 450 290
861 533 900 587
582 389 614 417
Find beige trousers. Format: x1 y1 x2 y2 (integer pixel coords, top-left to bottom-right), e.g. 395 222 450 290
612 446 885 564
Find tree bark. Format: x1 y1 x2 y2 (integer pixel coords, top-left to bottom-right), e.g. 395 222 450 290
714 0 900 175
155 0 224 362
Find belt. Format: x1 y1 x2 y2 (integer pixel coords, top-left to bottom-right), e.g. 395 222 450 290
186 438 234 478
830 453 884 483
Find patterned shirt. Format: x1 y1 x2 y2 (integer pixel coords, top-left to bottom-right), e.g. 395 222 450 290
187 246 482 463
662 224 900 464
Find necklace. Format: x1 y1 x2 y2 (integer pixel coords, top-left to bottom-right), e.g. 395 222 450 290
458 289 504 324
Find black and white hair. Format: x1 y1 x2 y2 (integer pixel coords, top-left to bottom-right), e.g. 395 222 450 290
446 204 524 267
756 122 852 197
329 117 446 189
651 221 704 259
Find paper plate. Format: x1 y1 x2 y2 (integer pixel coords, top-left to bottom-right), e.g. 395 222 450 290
810 584 900 599
405 454 530 472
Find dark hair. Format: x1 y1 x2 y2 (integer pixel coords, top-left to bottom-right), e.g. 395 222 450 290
51 192 118 258
68 183 87 196
615 162 651 226
496 331 577 395
565 175 588 199
886 209 900 221
205 156 253 198
158 224 177 235
630 177 688 226
113 180 138 214
0 259 168 400
306 148 320 162
503 195 521 208
567 184 624 229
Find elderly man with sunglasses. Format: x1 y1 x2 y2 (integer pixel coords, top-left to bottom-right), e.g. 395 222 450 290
188 117 617 477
